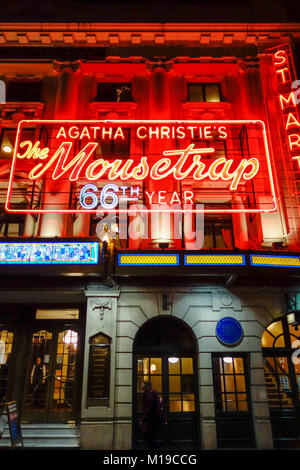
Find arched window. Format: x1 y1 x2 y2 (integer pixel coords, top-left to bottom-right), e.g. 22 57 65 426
87 332 111 407
262 317 300 349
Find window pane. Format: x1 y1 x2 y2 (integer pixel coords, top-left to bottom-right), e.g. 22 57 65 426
137 357 149 375
94 83 132 102
181 358 193 374
233 358 244 374
226 393 237 411
169 394 182 412
205 84 220 102
168 357 180 374
169 375 181 393
274 335 285 347
237 394 248 411
188 84 204 102
223 359 234 374
6 80 42 102
150 358 161 375
182 394 195 412
224 375 235 393
261 330 275 348
289 324 300 343
151 375 162 394
235 375 246 392
267 321 284 342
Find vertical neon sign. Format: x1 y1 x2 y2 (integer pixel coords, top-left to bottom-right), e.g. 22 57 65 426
268 43 300 170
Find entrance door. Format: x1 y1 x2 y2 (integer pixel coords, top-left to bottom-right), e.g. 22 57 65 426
212 354 255 448
133 316 200 449
22 327 80 423
135 355 197 449
262 317 300 448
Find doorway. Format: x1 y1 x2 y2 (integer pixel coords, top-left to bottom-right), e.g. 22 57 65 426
262 317 300 448
132 316 200 449
0 307 83 425
22 326 80 423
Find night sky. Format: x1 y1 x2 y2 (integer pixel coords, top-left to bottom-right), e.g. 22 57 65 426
0 0 300 23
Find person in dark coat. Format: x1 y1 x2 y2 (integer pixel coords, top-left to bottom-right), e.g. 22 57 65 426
30 356 46 406
141 380 162 450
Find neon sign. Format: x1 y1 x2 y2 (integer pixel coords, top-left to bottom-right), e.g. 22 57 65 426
5 119 276 214
268 44 300 170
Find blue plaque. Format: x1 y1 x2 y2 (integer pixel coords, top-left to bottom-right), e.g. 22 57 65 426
216 317 243 345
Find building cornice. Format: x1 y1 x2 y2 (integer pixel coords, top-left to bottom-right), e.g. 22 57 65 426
0 22 299 48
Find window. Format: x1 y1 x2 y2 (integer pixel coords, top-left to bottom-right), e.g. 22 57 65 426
188 83 221 102
6 81 43 102
203 218 234 249
189 138 226 160
212 355 249 412
0 128 35 159
93 83 132 102
0 207 25 237
87 333 111 407
96 128 130 159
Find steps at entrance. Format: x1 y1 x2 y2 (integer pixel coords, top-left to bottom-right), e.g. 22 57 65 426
0 423 80 448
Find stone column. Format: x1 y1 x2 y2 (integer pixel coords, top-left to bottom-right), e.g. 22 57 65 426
198 352 218 449
146 61 177 248
80 286 120 450
39 61 82 237
232 193 249 249
250 351 273 449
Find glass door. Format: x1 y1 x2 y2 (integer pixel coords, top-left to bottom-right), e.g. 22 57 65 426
212 354 255 448
134 355 198 449
22 327 80 423
263 354 300 447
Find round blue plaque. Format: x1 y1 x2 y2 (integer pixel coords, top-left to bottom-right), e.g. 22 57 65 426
216 317 243 346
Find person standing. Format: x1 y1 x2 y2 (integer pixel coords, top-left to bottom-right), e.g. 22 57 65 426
141 380 162 450
30 356 46 406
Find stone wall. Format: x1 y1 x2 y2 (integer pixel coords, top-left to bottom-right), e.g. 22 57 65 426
80 283 284 449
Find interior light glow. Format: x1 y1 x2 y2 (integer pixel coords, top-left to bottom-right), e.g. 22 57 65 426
168 357 179 364
63 330 78 346
3 145 12 153
223 357 233 363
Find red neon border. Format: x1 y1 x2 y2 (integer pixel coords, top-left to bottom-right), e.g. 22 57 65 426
5 119 277 215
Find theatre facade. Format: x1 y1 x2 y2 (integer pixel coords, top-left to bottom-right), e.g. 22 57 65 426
1 21 300 449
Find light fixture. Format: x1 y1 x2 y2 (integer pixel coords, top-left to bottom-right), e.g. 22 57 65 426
3 145 12 153
63 330 78 346
150 364 156 373
168 357 179 364
223 357 233 363
102 233 110 243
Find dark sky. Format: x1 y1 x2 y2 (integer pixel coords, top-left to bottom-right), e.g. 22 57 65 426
0 0 299 23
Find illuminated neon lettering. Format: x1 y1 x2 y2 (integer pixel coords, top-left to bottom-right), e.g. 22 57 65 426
289 134 300 150
145 192 155 204
286 112 300 129
6 119 276 215
184 191 194 204
29 142 99 181
170 191 182 205
17 140 49 160
276 67 289 84
280 92 296 109
274 50 287 66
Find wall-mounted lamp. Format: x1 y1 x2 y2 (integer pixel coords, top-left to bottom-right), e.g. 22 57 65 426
168 357 179 364
223 357 233 364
